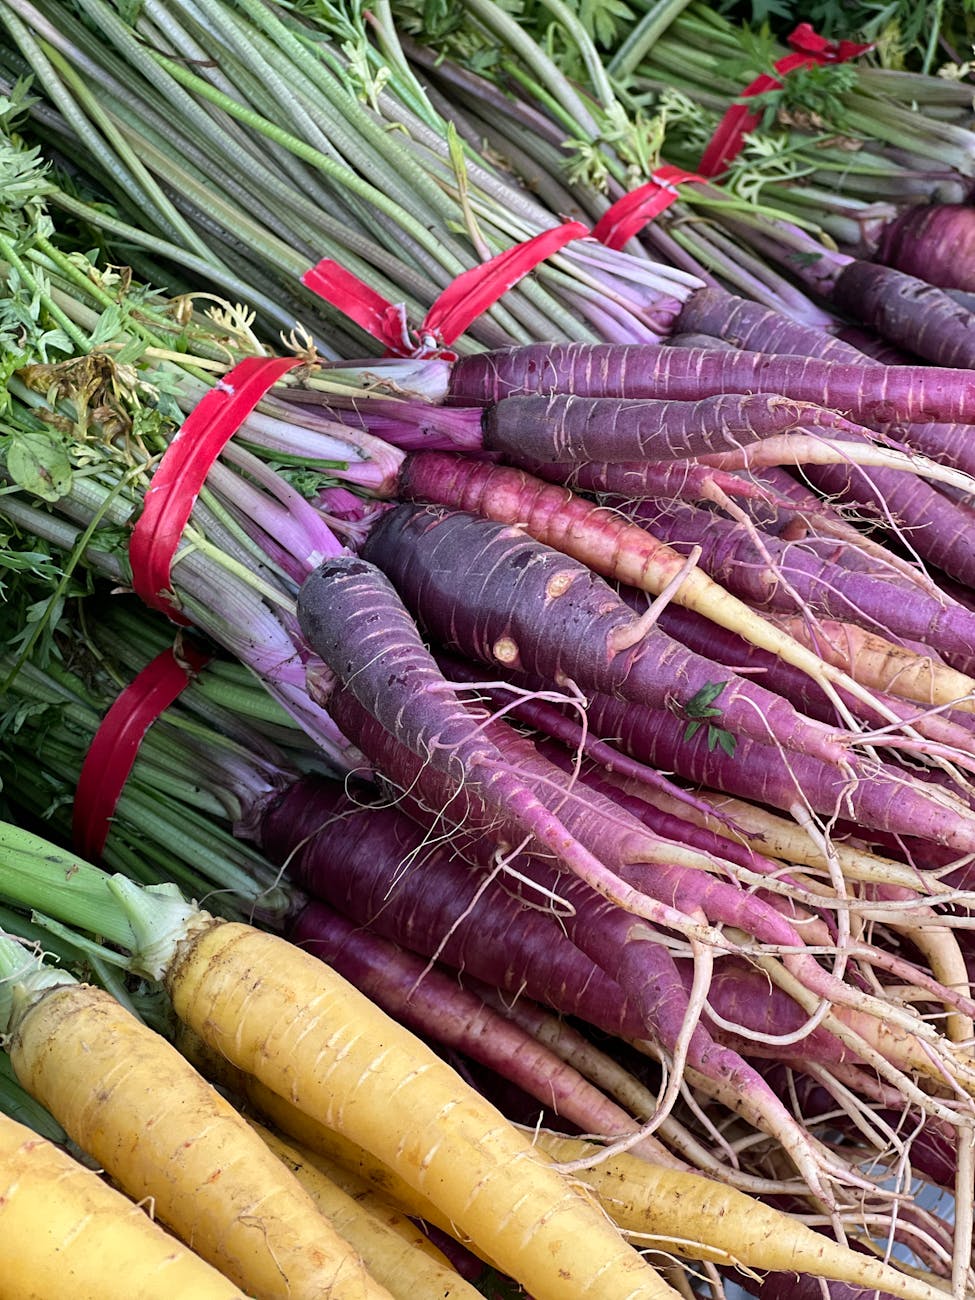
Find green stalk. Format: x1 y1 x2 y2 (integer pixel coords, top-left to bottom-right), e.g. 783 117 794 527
0 825 137 950
608 0 696 79
0 233 89 353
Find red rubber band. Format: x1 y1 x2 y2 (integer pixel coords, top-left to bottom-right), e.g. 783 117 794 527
72 636 212 861
698 24 872 178
592 165 705 249
129 355 302 623
303 220 591 358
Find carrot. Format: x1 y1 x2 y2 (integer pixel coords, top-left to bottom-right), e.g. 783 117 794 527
395 451 918 719
831 262 975 369
446 343 975 423
0 1111 248 1300
296 554 731 932
287 898 670 1161
2 951 392 1300
530 1133 952 1300
481 392 862 463
252 1121 483 1300
0 830 677 1300
627 493 975 675
157 915 676 1300
360 502 849 763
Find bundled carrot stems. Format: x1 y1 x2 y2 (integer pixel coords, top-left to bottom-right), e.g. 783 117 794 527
2 2 975 1297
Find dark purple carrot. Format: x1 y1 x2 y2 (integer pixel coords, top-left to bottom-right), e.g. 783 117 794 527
830 261 975 369
288 898 670 1158
262 776 649 1040
522 457 795 508
264 779 852 1197
481 392 862 464
360 502 847 764
628 495 975 676
446 343 975 423
296 554 665 911
673 287 864 362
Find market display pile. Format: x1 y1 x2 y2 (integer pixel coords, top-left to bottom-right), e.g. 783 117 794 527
1 0 975 1296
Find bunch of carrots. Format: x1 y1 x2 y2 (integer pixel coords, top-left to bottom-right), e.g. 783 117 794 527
2 2 975 1296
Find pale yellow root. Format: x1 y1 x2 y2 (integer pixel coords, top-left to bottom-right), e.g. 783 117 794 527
10 984 393 1300
0 1111 247 1300
254 1121 483 1299
166 918 675 1300
532 1133 951 1300
771 615 975 713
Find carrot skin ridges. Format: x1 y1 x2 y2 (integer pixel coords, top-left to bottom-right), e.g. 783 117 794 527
10 984 390 1300
0 1112 248 1300
164 917 677 1300
360 503 845 764
447 343 975 423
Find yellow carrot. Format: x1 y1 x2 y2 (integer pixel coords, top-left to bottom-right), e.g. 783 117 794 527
7 976 393 1300
532 1133 951 1300
0 1111 247 1300
771 615 975 712
177 1028 448 1241
162 913 675 1300
254 1121 483 1299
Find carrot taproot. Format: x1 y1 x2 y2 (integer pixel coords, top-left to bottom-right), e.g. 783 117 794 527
0 1111 248 1300
481 392 860 463
529 1133 951 1300
251 1121 483 1300
626 493 975 676
154 913 676 1300
6 968 392 1300
831 262 975 369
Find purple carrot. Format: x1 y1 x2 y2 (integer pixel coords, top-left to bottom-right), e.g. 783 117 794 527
801 460 975 592
262 776 651 1039
263 778 855 1196
359 502 847 764
480 391 863 464
288 898 668 1155
576 689 975 852
296 554 654 904
830 261 975 369
673 286 864 362
628 495 975 675
447 343 975 423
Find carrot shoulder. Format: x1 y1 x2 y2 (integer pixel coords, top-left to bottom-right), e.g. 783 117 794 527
0 1111 247 1300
